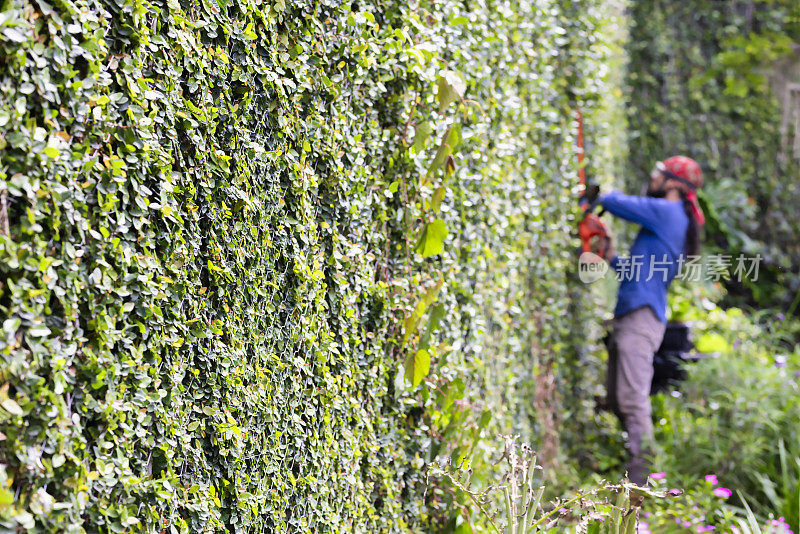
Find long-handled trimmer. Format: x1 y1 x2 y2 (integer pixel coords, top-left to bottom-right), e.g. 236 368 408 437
575 109 611 259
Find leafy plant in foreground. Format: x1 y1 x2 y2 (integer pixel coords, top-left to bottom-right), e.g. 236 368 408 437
428 435 675 533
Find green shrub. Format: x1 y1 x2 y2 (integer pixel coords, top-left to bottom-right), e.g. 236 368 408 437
651 307 800 531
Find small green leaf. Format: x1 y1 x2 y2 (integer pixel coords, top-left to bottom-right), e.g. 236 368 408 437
28 324 51 337
415 219 448 258
436 70 466 112
413 121 432 153
427 140 450 177
445 155 456 176
437 77 456 113
243 22 257 40
431 186 446 213
1 399 23 416
427 124 462 177
3 318 20 334
420 303 445 349
446 123 462 150
404 348 431 387
2 28 28 43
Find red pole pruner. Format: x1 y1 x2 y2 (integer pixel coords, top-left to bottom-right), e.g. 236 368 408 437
576 109 611 259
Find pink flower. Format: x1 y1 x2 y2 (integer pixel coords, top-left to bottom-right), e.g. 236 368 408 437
650 472 666 480
705 474 718 485
712 487 732 498
668 488 683 496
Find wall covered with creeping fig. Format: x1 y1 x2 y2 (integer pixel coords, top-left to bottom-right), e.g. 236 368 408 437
0 0 616 531
625 0 800 307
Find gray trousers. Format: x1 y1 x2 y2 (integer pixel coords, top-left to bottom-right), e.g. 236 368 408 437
606 305 666 485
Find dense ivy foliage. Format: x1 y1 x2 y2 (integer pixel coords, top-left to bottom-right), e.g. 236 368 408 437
0 0 613 531
625 0 800 307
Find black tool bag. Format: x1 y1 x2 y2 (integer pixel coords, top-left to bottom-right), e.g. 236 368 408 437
650 322 693 394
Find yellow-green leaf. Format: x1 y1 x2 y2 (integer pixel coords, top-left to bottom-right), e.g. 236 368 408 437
404 348 431 387
415 219 448 258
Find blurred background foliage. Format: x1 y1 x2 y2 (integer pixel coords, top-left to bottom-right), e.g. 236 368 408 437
625 0 800 310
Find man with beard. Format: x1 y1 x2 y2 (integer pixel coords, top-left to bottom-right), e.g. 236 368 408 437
598 156 705 485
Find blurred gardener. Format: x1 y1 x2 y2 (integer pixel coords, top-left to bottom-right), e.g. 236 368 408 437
599 156 705 485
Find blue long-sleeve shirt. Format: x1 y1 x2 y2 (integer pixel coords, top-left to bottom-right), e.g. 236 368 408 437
599 191 689 323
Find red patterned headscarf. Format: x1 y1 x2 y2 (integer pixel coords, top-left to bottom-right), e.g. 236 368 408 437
659 156 705 226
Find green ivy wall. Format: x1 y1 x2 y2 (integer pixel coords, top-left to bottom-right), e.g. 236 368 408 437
0 0 614 531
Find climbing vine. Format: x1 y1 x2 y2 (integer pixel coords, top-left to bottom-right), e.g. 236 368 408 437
0 0 615 531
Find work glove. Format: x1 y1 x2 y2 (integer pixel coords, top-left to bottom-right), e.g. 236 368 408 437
578 184 601 212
